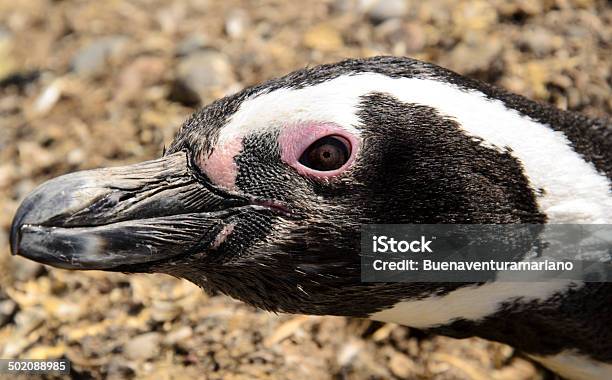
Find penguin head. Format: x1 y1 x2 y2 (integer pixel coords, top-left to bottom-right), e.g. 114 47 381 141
11 57 545 317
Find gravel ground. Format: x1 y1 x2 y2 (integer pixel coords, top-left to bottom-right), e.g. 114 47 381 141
0 0 610 379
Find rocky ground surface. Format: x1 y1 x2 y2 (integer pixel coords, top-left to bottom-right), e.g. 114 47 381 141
0 0 609 379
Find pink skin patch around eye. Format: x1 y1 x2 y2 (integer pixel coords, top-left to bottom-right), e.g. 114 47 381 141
279 122 360 179
198 137 243 190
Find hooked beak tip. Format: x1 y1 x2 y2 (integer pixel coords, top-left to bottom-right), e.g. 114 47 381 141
9 225 21 257
9 197 32 257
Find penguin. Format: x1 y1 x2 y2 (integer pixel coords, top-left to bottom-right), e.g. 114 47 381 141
9 56 612 380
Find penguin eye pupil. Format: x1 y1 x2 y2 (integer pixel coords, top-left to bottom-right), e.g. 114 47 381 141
299 135 350 171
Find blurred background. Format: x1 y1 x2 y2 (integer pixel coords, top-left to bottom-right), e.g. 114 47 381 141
0 0 609 379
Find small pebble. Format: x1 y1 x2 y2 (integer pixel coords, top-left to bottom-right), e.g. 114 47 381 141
520 27 557 55
389 352 416 378
171 50 235 105
360 0 407 24
0 29 15 80
163 326 193 346
12 256 44 282
176 34 210 57
124 332 162 361
225 9 249 39
0 299 17 327
151 299 182 322
71 36 128 77
303 24 344 51
443 36 502 74
14 307 45 337
34 79 63 115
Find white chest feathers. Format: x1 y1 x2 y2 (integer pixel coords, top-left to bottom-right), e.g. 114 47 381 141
368 280 612 380
530 351 612 380
369 281 574 328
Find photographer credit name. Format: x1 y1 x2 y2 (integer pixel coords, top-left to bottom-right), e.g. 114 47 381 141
370 235 574 272
372 258 574 272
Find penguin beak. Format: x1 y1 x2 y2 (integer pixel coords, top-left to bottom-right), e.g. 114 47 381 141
9 152 247 271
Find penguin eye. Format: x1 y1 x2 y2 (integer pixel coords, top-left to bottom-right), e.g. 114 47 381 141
279 123 359 179
299 135 350 171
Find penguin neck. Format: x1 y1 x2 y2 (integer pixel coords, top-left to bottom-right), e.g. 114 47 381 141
546 110 611 180
420 75 612 223
356 78 612 223
479 89 612 223
460 76 612 181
